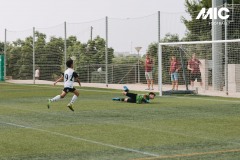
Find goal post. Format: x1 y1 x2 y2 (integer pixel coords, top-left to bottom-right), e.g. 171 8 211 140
158 39 240 96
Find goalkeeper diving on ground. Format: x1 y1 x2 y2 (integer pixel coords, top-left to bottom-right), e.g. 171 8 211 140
112 86 156 104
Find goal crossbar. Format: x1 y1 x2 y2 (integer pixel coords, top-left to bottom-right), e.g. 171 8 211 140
159 39 240 46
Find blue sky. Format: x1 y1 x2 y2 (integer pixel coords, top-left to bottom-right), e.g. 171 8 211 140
1 0 187 53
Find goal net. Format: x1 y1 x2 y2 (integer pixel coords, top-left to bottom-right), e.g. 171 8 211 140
158 39 240 96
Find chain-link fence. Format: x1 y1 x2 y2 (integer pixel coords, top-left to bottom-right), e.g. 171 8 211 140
3 6 240 96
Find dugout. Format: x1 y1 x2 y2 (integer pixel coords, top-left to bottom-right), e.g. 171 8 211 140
0 54 4 81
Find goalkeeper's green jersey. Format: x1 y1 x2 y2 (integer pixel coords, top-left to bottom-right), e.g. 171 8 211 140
136 94 150 104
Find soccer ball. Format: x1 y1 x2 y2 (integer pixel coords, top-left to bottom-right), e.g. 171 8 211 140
97 67 102 72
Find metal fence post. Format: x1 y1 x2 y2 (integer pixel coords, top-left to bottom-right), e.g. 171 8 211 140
105 16 108 87
33 27 35 84
158 11 161 93
64 22 67 71
4 29 7 81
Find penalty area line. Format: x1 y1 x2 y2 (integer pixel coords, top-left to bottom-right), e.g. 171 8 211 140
173 96 240 103
1 121 159 157
132 148 240 160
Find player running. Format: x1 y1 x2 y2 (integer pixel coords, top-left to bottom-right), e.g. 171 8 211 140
112 86 156 104
47 59 81 111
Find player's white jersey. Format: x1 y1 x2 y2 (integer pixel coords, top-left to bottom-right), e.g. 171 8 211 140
63 68 78 88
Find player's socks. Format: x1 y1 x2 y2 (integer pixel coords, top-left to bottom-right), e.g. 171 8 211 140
51 95 61 102
70 95 78 104
47 99 51 109
121 98 125 101
112 97 120 101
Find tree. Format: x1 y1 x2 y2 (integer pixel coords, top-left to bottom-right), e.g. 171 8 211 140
44 37 64 80
182 0 212 41
182 0 240 63
35 32 47 66
85 36 114 65
0 42 4 53
182 0 240 41
18 37 33 79
6 42 22 78
79 36 114 82
5 31 114 82
112 55 139 64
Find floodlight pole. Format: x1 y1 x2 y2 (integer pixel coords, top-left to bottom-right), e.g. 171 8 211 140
90 26 93 41
158 11 161 95
212 0 223 91
105 16 108 87
64 21 67 71
224 1 228 95
158 11 161 43
135 47 142 83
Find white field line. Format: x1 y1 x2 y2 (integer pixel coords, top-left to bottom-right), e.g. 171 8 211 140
2 105 240 147
132 148 240 160
103 121 240 146
172 96 240 103
1 121 160 157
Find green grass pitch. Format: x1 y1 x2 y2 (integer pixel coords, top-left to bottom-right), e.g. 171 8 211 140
0 82 240 160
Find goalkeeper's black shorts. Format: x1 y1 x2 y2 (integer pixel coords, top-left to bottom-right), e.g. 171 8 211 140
126 92 137 103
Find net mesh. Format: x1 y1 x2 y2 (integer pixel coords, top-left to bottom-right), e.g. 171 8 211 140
159 40 240 95
35 24 65 81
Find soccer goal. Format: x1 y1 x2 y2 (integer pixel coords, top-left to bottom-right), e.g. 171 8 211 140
158 39 240 96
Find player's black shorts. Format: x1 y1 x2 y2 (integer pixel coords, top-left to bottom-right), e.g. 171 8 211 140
63 87 76 93
190 72 202 82
126 93 137 103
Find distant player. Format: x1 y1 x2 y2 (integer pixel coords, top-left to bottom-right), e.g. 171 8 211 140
47 59 81 111
35 67 40 80
169 56 181 91
187 53 202 89
112 86 156 104
145 53 154 90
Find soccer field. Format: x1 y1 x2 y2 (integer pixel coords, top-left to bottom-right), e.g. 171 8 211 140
0 82 240 160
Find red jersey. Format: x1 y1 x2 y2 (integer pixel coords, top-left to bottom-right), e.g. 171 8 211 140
188 59 201 73
170 60 180 73
145 58 153 72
